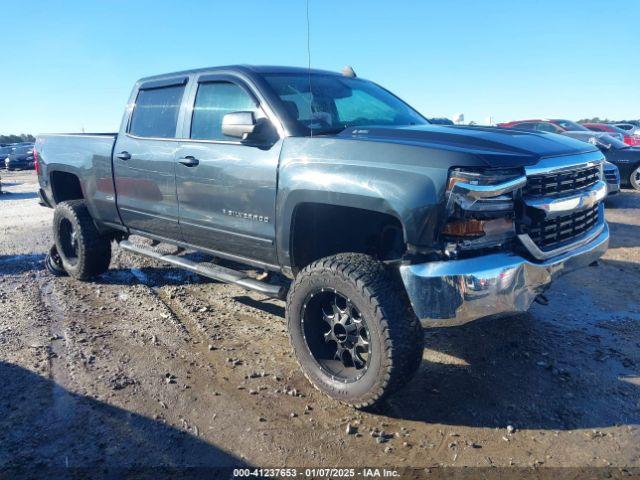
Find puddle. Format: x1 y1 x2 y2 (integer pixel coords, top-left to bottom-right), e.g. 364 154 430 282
40 282 78 423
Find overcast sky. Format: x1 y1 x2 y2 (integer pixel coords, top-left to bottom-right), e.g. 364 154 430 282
1 0 638 134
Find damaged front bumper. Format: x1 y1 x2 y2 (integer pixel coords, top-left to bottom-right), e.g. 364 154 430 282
399 222 609 327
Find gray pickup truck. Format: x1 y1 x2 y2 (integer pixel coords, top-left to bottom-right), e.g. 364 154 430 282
36 65 609 408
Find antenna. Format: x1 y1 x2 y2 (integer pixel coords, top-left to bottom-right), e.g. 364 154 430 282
341 66 357 78
306 0 313 138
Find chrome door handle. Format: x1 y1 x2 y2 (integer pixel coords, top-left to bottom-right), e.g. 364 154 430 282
116 151 131 161
178 156 199 167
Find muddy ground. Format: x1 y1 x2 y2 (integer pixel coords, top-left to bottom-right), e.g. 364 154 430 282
0 170 638 474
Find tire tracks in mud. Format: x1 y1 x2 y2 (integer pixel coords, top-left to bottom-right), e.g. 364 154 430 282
113 246 290 366
119 263 191 339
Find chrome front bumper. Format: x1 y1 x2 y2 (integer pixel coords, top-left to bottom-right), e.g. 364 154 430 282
399 222 609 327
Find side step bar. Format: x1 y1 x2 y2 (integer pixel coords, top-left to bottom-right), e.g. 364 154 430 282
119 240 287 299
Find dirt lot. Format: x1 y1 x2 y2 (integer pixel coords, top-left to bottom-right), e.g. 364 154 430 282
0 170 639 474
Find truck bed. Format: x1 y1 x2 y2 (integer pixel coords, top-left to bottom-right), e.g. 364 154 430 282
36 133 121 228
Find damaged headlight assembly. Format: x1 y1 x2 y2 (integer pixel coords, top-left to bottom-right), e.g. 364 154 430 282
442 168 527 253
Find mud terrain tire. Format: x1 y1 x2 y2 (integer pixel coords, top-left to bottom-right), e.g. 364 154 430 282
53 200 111 280
286 253 423 408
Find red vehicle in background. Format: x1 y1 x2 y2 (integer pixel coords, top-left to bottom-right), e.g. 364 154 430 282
497 118 591 134
582 123 640 146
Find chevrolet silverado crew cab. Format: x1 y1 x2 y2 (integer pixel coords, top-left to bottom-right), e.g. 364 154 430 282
35 65 609 408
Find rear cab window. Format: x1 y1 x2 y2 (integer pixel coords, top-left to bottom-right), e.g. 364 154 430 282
128 81 187 138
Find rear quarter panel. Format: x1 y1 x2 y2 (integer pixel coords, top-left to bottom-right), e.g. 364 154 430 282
36 134 120 227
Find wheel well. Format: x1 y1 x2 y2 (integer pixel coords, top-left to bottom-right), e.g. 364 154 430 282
290 203 405 273
50 171 83 203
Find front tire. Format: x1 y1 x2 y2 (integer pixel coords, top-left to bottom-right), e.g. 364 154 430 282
286 253 423 408
53 200 112 280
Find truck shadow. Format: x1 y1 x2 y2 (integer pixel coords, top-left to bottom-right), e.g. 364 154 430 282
233 295 286 318
0 191 39 201
0 254 45 275
98 266 213 288
0 360 246 475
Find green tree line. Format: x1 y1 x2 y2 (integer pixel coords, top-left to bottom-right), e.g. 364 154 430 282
577 118 638 124
0 134 35 144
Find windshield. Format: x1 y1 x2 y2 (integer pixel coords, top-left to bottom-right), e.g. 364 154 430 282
263 74 428 135
15 145 33 154
553 120 589 131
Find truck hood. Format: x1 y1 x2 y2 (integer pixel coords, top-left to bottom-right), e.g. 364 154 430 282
339 124 598 168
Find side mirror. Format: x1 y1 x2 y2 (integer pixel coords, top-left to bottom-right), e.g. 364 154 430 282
222 111 257 140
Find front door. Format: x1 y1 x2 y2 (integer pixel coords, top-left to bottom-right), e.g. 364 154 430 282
175 76 282 265
113 78 188 239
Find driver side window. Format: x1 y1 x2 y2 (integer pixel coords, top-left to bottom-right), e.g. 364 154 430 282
190 82 257 141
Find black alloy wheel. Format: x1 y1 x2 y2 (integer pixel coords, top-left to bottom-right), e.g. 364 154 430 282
302 289 371 382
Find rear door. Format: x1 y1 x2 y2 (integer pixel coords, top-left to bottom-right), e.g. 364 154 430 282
174 74 283 266
113 76 188 239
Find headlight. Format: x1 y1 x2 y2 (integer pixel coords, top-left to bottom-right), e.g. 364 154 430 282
442 168 526 247
446 168 526 198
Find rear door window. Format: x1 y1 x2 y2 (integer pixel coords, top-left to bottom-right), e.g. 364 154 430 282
129 84 186 138
190 82 257 141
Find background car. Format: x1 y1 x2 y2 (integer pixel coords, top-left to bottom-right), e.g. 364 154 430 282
0 145 16 168
582 123 640 146
5 144 35 171
497 118 594 134
562 131 640 190
613 123 640 137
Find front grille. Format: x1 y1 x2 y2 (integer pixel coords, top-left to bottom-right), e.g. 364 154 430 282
524 165 600 196
522 204 600 251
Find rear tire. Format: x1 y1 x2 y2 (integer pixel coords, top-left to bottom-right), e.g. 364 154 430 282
630 166 640 191
286 253 423 408
53 200 112 280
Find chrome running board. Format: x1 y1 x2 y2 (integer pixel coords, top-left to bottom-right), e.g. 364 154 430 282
119 240 287 299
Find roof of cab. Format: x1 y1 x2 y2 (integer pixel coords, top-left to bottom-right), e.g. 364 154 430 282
137 65 342 83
